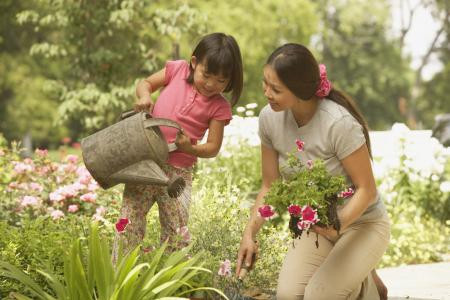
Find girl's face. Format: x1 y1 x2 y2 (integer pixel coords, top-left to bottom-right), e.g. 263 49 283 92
191 56 230 98
262 65 300 111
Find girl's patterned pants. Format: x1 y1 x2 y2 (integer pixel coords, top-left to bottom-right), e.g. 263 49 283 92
112 164 192 262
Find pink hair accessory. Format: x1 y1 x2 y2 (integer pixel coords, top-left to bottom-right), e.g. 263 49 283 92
315 64 332 98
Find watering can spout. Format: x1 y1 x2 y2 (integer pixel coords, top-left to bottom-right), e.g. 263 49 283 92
109 160 185 198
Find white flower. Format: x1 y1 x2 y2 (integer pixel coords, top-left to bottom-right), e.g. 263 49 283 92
440 181 450 193
245 103 258 109
245 110 255 116
236 106 246 113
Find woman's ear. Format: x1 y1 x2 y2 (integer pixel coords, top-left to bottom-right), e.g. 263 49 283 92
190 56 197 69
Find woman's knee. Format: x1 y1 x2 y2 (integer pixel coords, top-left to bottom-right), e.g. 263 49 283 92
304 282 352 300
276 283 304 300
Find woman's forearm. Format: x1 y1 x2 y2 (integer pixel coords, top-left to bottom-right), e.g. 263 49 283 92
244 186 270 239
338 187 377 230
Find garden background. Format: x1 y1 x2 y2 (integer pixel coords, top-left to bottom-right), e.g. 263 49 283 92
0 0 449 299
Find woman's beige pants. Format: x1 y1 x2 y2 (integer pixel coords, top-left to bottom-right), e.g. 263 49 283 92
276 212 390 300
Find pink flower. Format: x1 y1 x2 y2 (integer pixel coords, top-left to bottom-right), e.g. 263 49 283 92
49 191 65 202
13 162 33 174
338 187 355 198
62 137 71 144
176 226 191 243
115 218 130 233
288 204 301 217
258 205 277 220
95 206 106 216
92 206 107 222
218 259 232 276
50 210 65 220
295 139 305 152
80 192 97 203
297 220 311 230
65 154 78 164
301 205 319 223
71 142 81 149
29 182 43 192
315 64 332 98
68 204 79 213
306 160 313 169
87 182 99 192
63 164 78 173
21 196 39 207
35 148 48 157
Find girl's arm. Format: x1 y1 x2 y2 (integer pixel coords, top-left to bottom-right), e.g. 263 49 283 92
135 68 166 112
236 144 280 275
175 119 226 158
338 143 377 230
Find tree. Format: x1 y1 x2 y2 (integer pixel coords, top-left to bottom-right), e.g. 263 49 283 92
317 0 412 130
0 0 67 149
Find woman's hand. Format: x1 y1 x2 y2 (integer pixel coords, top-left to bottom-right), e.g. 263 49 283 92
134 96 154 113
311 225 339 240
236 234 258 278
175 131 193 153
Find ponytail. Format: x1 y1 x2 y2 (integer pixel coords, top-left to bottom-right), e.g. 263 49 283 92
328 89 372 158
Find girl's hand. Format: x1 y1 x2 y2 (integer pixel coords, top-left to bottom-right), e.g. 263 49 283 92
311 225 339 240
175 131 193 153
236 235 258 278
134 97 154 113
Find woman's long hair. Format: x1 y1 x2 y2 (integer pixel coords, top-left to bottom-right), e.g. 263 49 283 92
267 43 372 157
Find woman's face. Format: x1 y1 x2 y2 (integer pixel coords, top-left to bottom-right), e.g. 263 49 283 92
262 65 300 111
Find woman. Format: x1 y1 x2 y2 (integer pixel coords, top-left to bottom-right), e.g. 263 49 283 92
236 43 390 299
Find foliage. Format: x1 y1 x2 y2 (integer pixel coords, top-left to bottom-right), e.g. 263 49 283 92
0 215 90 298
189 177 288 296
0 223 226 300
316 0 413 130
264 153 346 236
0 138 121 225
194 0 318 107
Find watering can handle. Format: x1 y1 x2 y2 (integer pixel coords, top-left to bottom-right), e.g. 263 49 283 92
143 118 183 152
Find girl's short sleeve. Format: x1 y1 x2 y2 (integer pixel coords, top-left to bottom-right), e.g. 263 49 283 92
330 116 366 160
164 60 188 86
211 100 232 125
258 110 273 149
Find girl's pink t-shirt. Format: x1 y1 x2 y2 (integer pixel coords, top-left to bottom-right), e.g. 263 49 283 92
152 60 232 168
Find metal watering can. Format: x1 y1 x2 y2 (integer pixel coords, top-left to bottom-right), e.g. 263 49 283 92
81 110 185 198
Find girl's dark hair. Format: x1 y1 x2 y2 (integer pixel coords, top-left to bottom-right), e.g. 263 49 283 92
267 43 372 157
186 32 243 106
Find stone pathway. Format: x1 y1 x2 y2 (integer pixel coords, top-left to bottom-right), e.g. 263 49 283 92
378 262 450 300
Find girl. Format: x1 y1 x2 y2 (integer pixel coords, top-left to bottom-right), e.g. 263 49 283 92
236 43 390 299
113 32 243 260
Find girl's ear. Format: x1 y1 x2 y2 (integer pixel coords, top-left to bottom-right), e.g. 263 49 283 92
190 56 197 69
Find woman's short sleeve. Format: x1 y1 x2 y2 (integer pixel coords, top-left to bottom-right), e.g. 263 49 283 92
258 111 273 149
330 116 366 160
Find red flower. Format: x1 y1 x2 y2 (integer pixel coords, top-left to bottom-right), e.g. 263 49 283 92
301 205 318 223
338 187 355 198
258 205 276 220
115 218 130 233
295 139 305 152
288 204 301 217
